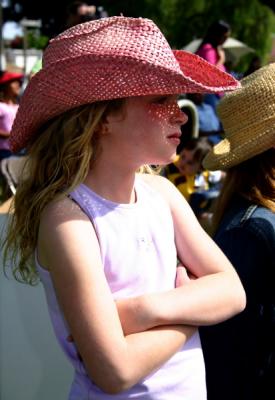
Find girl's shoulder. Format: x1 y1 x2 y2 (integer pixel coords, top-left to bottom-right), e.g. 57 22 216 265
40 195 89 230
138 173 174 195
137 173 190 210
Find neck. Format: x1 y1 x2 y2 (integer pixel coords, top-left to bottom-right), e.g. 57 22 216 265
85 158 138 204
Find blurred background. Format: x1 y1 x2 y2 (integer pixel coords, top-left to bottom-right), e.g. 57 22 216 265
1 0 275 75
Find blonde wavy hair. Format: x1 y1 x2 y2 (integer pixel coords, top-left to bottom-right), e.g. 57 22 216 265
2 99 153 285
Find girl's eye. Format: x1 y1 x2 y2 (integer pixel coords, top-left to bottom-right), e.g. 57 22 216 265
153 96 171 105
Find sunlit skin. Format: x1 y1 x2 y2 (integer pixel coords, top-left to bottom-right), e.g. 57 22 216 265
85 95 188 203
38 95 246 394
102 94 188 167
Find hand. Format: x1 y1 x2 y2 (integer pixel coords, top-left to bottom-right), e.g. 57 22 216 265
175 264 198 288
175 265 191 287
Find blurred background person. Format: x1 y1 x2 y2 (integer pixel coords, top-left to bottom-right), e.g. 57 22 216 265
0 71 23 161
196 20 231 113
187 93 223 145
164 137 223 226
243 54 262 77
64 1 108 30
201 63 275 400
196 20 231 72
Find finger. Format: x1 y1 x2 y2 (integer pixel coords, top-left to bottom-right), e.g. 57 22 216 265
175 265 190 287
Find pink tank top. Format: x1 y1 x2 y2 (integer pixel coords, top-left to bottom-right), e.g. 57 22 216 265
36 176 206 399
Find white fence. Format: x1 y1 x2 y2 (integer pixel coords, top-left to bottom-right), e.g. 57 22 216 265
0 214 73 400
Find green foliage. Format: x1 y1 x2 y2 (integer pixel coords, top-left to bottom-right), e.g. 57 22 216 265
86 0 275 70
102 0 275 72
27 32 49 50
159 0 206 47
11 0 274 70
231 2 274 62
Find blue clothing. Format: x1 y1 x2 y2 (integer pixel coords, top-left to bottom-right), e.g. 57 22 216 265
196 103 220 133
200 196 275 400
196 102 222 144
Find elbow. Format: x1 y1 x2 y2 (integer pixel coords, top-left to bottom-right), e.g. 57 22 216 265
237 286 247 313
86 362 135 394
97 377 132 395
231 274 247 314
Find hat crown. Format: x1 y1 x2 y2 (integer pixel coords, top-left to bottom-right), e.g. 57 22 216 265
43 16 181 73
9 16 239 153
218 63 275 139
203 63 275 170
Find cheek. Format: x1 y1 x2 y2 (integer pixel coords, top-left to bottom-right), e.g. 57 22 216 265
146 103 182 126
147 103 188 127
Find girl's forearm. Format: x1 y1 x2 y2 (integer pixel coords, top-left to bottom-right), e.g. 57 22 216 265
148 271 245 326
121 325 195 391
117 271 245 333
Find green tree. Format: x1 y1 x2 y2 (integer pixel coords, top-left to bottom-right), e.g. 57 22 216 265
154 0 274 68
8 0 275 67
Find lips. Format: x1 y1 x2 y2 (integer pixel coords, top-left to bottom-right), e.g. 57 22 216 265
167 133 181 139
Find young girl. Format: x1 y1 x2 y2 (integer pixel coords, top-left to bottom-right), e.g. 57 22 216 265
3 17 245 399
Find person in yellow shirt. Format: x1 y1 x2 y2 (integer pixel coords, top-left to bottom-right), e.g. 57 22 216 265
165 137 217 198
165 137 223 227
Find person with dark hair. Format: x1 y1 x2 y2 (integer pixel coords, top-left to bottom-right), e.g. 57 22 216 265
243 55 262 77
65 1 97 29
196 20 231 73
165 137 223 226
165 137 215 200
196 20 231 112
201 63 275 400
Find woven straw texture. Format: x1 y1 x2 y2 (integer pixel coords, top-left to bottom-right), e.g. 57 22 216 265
203 63 275 170
10 16 239 152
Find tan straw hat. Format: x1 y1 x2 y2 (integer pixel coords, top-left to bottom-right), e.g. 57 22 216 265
203 63 275 171
10 16 239 152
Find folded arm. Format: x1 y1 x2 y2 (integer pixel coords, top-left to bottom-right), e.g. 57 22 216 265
117 175 246 333
38 197 195 394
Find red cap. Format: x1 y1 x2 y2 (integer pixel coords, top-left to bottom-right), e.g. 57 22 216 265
0 71 24 86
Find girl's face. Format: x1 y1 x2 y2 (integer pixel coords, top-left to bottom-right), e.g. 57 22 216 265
177 148 201 176
103 95 187 167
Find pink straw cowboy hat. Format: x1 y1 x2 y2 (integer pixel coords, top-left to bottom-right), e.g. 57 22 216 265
203 62 275 171
10 16 239 152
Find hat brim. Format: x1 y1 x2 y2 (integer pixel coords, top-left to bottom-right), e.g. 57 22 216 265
0 72 23 86
10 51 239 152
203 128 275 170
173 50 239 92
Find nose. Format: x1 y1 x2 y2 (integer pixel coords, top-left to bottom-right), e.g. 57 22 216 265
170 102 188 125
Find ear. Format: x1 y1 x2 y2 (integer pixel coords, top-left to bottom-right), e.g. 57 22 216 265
101 122 109 135
96 121 109 136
